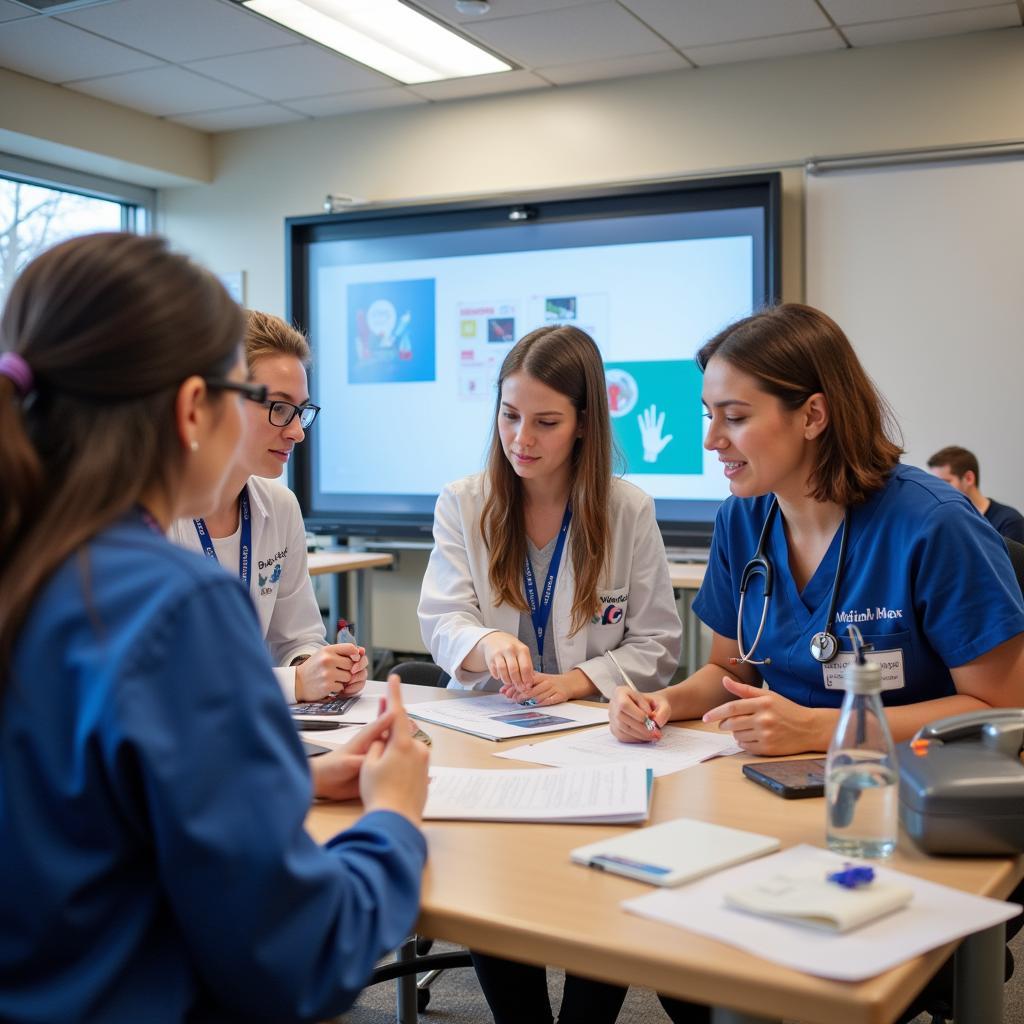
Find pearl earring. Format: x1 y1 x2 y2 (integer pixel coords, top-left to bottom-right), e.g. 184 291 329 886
190 440 199 452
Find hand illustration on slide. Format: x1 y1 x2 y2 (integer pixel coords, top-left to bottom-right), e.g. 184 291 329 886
638 404 673 463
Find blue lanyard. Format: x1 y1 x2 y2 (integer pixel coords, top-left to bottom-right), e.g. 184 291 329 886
192 486 252 589
523 504 572 659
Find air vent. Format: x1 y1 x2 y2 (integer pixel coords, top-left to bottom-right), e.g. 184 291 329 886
10 0 117 12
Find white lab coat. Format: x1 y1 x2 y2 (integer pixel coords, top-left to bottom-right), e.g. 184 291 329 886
419 474 682 697
169 475 326 703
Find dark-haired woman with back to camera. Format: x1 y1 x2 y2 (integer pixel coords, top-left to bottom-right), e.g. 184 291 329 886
0 233 429 1023
418 324 704 1024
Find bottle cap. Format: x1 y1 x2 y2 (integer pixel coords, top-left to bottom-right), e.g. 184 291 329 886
843 657 882 694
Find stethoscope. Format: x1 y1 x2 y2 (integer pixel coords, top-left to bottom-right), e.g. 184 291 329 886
732 498 851 667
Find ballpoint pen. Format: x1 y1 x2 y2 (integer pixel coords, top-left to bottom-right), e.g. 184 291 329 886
606 650 658 733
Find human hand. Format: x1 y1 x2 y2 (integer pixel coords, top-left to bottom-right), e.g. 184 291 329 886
637 404 673 464
295 643 368 702
478 631 535 691
609 685 671 742
360 678 430 826
308 711 395 801
701 677 829 754
499 670 592 706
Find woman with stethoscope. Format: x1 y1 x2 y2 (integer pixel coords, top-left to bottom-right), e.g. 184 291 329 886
610 303 1024 754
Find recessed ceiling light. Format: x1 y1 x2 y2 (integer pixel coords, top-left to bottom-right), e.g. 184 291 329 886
241 0 511 84
455 1 490 13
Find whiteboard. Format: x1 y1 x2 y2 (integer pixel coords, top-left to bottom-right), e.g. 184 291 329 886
806 157 1024 512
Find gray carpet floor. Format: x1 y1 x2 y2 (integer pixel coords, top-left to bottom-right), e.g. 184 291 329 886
340 930 1024 1023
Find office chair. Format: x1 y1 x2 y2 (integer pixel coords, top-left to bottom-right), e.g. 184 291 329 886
367 660 469 1021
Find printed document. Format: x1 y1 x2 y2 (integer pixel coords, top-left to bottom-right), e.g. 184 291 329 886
423 764 651 823
406 694 608 741
624 844 1020 981
494 725 740 776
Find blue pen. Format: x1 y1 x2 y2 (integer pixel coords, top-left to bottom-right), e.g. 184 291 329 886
827 864 875 889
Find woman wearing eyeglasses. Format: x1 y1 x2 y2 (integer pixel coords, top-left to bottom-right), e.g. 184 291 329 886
170 311 367 705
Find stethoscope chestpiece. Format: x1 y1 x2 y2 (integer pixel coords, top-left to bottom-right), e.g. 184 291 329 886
810 630 839 664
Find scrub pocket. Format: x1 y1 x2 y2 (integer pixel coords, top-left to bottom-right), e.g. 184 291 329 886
822 630 910 692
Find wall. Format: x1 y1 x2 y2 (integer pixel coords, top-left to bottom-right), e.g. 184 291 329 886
159 28 1024 312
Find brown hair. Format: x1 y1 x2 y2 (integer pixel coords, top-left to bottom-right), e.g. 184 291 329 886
0 232 244 676
482 325 614 635
927 445 979 485
244 309 310 369
697 304 902 506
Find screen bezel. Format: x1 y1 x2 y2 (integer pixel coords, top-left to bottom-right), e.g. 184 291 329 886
286 172 782 542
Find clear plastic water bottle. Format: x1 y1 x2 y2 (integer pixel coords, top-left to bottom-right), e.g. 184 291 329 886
825 630 899 859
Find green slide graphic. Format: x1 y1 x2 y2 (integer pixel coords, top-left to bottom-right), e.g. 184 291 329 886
604 360 703 475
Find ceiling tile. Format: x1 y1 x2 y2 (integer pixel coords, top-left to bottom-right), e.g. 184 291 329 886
57 0 299 62
284 88 426 117
467 1 671 66
413 0 600 21
538 50 689 85
185 43 392 101
843 5 1020 45
169 102 307 131
821 0 1006 27
0 0 34 22
67 64 256 116
0 15 161 82
620 0 828 48
685 28 846 66
407 68 548 100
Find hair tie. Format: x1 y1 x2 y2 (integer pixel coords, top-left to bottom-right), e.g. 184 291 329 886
0 351 34 397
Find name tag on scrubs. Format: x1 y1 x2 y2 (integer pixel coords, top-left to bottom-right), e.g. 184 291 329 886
823 649 906 692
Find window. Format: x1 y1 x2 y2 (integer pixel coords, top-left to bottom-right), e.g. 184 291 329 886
0 155 155 310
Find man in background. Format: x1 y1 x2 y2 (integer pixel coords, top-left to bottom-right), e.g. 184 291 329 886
927 445 1024 543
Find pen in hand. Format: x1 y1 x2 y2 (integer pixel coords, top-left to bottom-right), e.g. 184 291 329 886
606 650 659 734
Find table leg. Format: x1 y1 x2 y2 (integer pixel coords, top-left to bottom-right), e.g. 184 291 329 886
395 935 419 1024
356 565 376 676
954 921 1004 1023
711 1009 778 1024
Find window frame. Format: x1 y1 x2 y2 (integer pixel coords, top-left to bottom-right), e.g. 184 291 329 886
0 152 156 232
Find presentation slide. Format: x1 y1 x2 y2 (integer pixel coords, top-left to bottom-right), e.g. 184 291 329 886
309 228 753 507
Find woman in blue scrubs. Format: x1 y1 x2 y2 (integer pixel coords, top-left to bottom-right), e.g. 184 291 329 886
610 303 1024 752
0 233 429 1024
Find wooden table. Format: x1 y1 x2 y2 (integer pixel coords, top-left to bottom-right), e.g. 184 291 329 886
306 551 394 671
308 682 1022 1024
668 560 707 677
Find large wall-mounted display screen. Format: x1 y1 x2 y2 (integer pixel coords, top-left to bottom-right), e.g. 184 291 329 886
288 174 780 544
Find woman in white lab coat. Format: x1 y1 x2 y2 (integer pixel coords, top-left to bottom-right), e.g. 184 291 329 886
418 324 688 1024
170 311 368 705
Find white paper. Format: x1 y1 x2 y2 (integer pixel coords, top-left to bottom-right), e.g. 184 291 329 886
494 725 740 776
296 724 363 749
623 844 1020 981
406 694 609 741
423 764 650 823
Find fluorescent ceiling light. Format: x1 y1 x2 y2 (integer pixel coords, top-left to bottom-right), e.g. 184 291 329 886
242 0 511 84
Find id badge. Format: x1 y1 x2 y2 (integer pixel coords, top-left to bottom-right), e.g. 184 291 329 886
822 649 906 691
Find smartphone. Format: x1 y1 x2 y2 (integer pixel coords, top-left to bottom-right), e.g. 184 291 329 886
301 740 331 758
294 719 342 732
742 758 826 799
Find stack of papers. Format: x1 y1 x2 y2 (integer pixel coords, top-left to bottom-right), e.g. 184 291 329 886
423 764 652 823
406 694 609 741
624 844 1021 981
495 725 740 776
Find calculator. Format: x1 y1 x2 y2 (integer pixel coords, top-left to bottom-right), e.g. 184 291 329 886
291 695 360 717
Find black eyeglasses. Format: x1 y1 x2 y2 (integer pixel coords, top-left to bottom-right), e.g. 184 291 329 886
205 377 269 405
265 399 321 430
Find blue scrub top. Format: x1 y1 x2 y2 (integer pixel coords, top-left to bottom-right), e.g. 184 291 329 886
0 514 426 1024
693 464 1024 708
